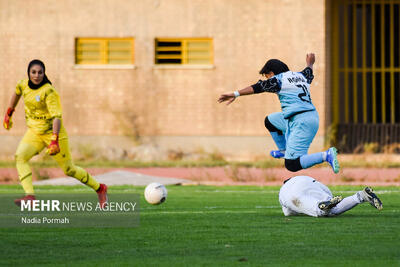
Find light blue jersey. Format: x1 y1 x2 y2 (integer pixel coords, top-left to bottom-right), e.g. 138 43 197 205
253 65 338 172
253 67 318 159
252 67 315 119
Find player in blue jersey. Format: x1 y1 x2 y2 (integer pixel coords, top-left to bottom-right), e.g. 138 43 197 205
218 53 340 173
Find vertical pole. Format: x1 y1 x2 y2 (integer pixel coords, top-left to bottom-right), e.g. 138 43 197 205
381 1 386 123
362 1 367 123
390 0 395 123
332 0 340 124
353 2 358 123
371 3 376 123
344 1 349 123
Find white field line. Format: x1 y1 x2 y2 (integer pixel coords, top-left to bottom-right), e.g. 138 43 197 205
334 190 400 194
194 190 400 194
0 188 92 193
140 209 400 215
140 208 280 215
1 189 398 194
194 190 279 194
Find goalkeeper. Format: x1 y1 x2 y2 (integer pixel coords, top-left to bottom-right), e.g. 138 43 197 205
3 59 108 207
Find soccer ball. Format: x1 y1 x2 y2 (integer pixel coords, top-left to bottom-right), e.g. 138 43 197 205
144 182 167 205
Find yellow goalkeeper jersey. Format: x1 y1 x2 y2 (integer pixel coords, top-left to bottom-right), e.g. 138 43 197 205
16 79 62 134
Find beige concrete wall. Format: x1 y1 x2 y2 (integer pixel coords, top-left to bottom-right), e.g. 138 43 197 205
0 0 326 156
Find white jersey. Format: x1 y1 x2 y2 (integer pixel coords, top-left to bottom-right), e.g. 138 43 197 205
279 176 333 217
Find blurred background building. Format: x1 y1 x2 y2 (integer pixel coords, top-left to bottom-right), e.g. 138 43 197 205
0 0 399 159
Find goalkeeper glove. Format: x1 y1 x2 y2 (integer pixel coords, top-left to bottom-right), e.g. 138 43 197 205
46 133 60 155
3 107 15 130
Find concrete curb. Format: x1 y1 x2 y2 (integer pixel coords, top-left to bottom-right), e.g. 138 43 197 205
33 170 192 186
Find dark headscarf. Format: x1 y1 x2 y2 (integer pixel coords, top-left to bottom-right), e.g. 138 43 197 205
27 59 52 89
259 59 289 75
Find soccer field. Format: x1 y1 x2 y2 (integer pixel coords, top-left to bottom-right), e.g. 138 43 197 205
0 185 399 266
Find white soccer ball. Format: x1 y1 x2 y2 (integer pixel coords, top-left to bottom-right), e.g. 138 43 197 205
144 182 167 205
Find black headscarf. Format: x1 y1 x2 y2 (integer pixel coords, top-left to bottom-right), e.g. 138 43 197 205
259 59 289 75
27 59 52 89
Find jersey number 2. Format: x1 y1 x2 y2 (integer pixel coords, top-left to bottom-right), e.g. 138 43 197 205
297 84 311 103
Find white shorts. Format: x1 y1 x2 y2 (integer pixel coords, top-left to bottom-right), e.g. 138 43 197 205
279 175 333 217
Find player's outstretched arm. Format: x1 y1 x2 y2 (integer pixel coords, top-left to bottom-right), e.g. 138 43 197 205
3 92 21 130
306 53 315 69
218 86 255 105
301 53 315 84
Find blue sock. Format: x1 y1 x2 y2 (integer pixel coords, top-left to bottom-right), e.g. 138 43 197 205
270 132 286 151
300 152 324 169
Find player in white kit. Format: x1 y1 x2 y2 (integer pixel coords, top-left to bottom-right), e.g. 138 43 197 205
279 176 383 217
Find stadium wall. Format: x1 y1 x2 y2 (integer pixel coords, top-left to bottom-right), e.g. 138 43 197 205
0 0 326 159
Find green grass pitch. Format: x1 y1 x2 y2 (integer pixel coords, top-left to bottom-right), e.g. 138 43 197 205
0 185 399 266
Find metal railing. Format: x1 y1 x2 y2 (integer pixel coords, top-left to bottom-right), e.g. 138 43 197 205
336 123 400 153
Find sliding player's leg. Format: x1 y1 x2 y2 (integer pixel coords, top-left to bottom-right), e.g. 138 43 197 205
264 112 287 158
316 180 343 212
327 194 360 215
318 196 343 212
328 187 382 216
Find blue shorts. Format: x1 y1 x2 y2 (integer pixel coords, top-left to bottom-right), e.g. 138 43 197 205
267 112 287 135
268 110 319 159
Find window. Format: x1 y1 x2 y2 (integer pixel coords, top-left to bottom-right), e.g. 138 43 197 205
75 38 134 65
155 38 213 65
